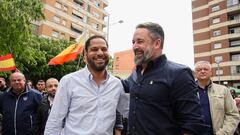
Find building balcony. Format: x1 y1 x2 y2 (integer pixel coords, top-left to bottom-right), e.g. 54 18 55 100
227 4 240 12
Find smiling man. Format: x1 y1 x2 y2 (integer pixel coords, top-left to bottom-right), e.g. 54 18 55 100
44 35 129 135
122 22 207 135
0 72 42 135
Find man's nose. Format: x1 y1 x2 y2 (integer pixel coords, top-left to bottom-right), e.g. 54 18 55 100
132 42 140 50
96 49 104 55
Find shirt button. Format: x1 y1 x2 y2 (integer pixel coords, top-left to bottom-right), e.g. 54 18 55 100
137 83 141 86
133 111 136 114
132 126 135 130
135 97 138 100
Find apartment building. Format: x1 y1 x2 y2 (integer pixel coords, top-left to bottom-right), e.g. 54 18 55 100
32 0 108 41
192 0 240 88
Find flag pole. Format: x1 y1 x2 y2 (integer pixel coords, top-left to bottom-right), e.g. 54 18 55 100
75 30 88 71
76 53 82 71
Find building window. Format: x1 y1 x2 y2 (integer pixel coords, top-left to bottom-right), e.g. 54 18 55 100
63 5 68 12
71 25 83 34
51 30 58 38
83 16 87 23
229 13 240 20
92 23 99 30
60 33 65 39
229 27 240 34
216 69 223 75
55 1 62 9
213 30 221 36
70 36 76 41
74 0 84 7
227 0 239 7
231 53 240 61
212 18 220 24
230 40 240 47
214 42 222 49
62 19 67 26
72 13 83 20
231 65 240 75
53 16 61 24
212 5 220 12
215 56 223 62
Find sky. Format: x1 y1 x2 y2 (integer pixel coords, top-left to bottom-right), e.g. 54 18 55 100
105 0 195 68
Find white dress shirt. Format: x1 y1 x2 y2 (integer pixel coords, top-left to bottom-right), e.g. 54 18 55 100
44 66 129 135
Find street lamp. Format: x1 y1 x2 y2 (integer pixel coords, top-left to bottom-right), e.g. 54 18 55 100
106 14 123 42
215 59 222 84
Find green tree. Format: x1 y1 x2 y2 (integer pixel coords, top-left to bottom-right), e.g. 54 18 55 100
0 0 44 78
0 0 44 53
24 36 85 83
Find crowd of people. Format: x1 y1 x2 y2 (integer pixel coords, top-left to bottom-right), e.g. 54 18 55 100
0 22 239 135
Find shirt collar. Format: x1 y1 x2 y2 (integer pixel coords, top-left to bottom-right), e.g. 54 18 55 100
48 96 54 107
196 80 212 90
136 54 167 72
83 65 110 83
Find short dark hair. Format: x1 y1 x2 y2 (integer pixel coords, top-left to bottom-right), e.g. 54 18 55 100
37 80 45 83
84 35 108 51
136 22 164 48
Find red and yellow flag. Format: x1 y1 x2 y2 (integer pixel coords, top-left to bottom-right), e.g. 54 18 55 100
0 54 16 71
48 32 87 65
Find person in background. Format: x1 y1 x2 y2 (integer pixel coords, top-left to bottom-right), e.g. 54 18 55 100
26 80 34 89
121 22 207 135
44 35 129 135
36 80 47 97
0 77 8 135
0 77 8 92
34 78 59 135
36 80 46 93
0 72 42 135
195 61 240 135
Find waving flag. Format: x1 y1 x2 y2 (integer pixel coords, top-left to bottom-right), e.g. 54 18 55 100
48 32 87 65
0 54 16 71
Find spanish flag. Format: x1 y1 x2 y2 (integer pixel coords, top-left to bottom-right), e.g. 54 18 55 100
0 54 16 71
48 32 87 65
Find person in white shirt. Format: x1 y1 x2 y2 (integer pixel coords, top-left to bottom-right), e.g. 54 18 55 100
44 35 129 135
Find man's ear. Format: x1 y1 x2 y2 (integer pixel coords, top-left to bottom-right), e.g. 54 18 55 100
154 39 161 49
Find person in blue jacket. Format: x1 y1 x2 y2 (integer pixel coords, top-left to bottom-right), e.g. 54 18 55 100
122 22 207 135
0 72 42 135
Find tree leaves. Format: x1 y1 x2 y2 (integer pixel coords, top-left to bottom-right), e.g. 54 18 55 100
0 0 113 83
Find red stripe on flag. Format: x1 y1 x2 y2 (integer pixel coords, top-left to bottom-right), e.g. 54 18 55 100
0 66 16 71
48 45 83 65
0 54 13 61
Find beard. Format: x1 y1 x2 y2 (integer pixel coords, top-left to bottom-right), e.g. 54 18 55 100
134 47 153 65
87 56 109 72
48 92 55 98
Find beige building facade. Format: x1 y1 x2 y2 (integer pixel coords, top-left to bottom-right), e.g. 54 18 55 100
33 0 108 41
192 0 240 88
